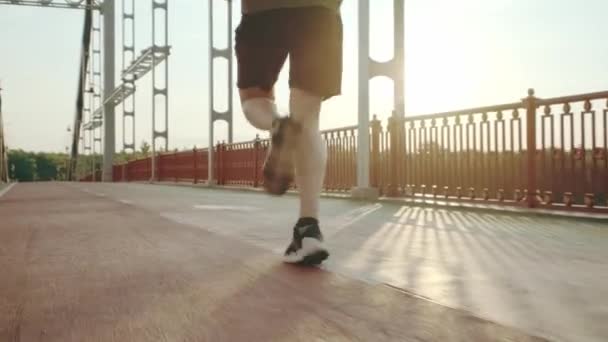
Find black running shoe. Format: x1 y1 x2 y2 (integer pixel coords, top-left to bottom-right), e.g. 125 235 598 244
283 218 329 265
262 117 300 196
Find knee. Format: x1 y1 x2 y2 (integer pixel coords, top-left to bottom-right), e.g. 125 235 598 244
241 97 278 131
289 88 322 129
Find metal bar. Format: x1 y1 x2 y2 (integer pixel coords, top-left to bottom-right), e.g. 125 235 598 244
444 119 451 193
322 125 359 134
0 87 7 182
604 107 608 205
467 118 475 198
102 0 115 182
351 128 357 189
207 0 214 184
430 122 438 191
151 1 158 181
481 115 491 197
356 0 371 189
150 0 170 181
539 91 608 105
393 0 405 118
122 0 136 152
89 33 96 180
122 46 171 81
495 115 503 199
164 3 169 152
406 102 523 122
227 0 233 143
68 2 92 180
455 120 462 197
0 0 101 10
406 123 413 192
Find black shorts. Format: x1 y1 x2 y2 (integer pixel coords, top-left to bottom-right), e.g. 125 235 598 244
235 6 343 100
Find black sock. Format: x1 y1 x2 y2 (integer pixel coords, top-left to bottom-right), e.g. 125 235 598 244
296 217 318 227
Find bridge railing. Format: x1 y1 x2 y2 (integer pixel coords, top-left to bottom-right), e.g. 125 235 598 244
104 124 365 192
87 88 608 213
378 89 608 212
535 91 608 210
390 101 528 202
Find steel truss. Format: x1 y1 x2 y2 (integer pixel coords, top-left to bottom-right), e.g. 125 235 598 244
355 0 405 195
83 8 103 181
0 0 101 10
4 0 170 182
208 0 233 184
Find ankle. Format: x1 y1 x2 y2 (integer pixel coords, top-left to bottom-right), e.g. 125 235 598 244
296 217 318 227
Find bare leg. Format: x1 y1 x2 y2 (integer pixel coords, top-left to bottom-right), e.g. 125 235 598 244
282 88 329 264
289 88 326 219
239 87 279 131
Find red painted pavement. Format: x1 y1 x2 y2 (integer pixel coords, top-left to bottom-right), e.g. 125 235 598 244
0 183 546 341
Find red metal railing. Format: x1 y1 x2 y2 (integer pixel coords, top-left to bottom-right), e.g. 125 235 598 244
126 157 151 181
536 92 608 209
81 89 608 212
381 89 608 212
391 101 528 203
323 125 358 192
218 139 262 187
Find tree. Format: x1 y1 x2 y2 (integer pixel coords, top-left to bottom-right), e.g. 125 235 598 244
140 140 151 157
8 150 37 181
35 153 58 181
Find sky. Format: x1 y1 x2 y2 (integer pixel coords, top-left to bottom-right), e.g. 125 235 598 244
0 0 607 153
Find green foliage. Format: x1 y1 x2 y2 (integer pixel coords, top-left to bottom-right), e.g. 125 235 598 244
8 150 36 181
140 140 151 157
7 150 71 182
8 143 184 182
35 153 59 181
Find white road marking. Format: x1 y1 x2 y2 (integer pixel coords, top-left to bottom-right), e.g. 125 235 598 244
193 204 258 211
119 199 133 205
0 183 16 198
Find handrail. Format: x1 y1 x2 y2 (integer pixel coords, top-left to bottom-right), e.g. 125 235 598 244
405 102 523 122
537 90 608 105
406 90 608 122
321 125 359 134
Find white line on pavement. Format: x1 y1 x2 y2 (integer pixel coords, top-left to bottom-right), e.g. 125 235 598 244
193 204 258 211
0 183 16 198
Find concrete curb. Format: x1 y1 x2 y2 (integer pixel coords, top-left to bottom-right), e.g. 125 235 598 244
129 181 608 223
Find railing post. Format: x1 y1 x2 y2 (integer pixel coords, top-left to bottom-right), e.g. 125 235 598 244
370 115 381 189
215 141 222 186
193 146 198 184
126 160 131 182
524 88 538 208
156 153 161 182
174 149 178 183
253 135 260 187
157 153 161 181
387 115 403 197
221 142 227 186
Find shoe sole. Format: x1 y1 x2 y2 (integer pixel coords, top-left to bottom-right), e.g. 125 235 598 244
283 238 329 266
299 249 329 266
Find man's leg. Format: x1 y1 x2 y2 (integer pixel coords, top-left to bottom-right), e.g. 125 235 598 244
235 11 299 195
281 88 329 264
235 9 284 132
239 88 277 131
290 88 325 220
282 7 342 265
